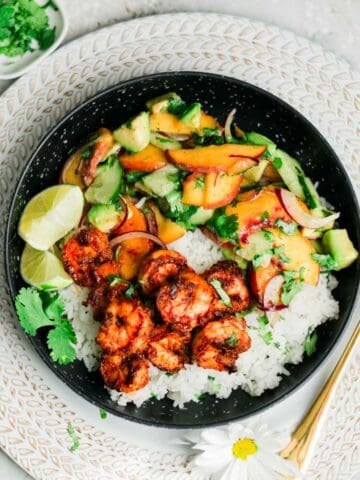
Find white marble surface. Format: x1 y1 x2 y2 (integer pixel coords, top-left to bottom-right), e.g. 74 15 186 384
1 0 359 478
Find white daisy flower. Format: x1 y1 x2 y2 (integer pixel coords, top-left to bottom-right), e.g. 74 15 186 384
187 419 300 480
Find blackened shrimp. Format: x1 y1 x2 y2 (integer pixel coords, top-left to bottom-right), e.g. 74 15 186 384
138 249 188 294
86 280 129 320
156 270 215 332
147 325 190 373
96 297 153 354
203 260 251 316
62 227 118 287
192 316 251 372
100 352 149 393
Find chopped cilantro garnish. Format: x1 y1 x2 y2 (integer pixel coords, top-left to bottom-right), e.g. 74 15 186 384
226 332 239 347
252 252 272 269
107 274 125 287
235 306 255 317
195 175 205 189
260 211 270 222
311 253 337 271
210 279 232 307
304 331 318 356
281 271 304 305
0 0 57 58
99 409 107 419
193 128 224 146
125 170 146 183
167 97 187 116
272 245 290 264
150 392 158 399
262 229 274 241
273 157 283 170
207 209 239 242
275 218 298 235
67 423 80 453
257 315 273 345
209 278 232 307
125 283 138 298
298 175 318 210
15 288 77 365
194 393 205 401
208 375 215 381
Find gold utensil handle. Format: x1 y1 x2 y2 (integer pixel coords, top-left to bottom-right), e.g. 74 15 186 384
281 322 360 477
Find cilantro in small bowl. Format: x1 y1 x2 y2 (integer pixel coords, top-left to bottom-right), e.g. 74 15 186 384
0 0 67 79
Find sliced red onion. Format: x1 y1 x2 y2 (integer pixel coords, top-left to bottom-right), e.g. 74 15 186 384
143 204 158 235
262 275 285 311
135 197 148 209
278 188 340 229
224 108 236 142
109 231 167 249
160 132 190 141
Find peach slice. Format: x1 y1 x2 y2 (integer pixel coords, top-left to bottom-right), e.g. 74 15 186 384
150 111 193 135
225 186 292 244
198 111 220 131
203 172 242 209
227 157 257 175
167 144 266 173
182 173 206 206
150 203 186 244
119 144 167 172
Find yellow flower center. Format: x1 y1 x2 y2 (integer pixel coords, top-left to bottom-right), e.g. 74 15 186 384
232 438 258 460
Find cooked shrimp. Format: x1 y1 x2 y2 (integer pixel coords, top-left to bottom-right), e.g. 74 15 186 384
86 280 128 320
147 325 190 373
100 352 149 393
138 249 188 294
96 297 153 354
203 260 251 316
62 227 116 287
156 270 215 332
192 316 251 372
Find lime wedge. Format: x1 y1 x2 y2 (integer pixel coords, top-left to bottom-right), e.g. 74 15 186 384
18 185 84 251
20 244 73 290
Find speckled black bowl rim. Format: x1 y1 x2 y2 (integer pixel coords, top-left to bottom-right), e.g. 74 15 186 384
5 71 360 428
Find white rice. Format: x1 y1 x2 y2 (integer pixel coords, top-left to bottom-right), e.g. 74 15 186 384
60 230 339 408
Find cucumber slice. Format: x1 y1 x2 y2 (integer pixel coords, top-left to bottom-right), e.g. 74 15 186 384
246 131 277 156
272 148 305 199
141 164 179 198
189 207 214 226
150 132 181 151
85 155 123 204
113 112 150 153
146 92 181 113
244 159 269 183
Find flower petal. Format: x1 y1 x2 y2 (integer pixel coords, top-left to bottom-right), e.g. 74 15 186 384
255 451 300 477
218 459 247 480
201 427 232 446
189 446 233 474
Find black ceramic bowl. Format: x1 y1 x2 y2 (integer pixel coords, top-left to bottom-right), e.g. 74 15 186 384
5 72 360 428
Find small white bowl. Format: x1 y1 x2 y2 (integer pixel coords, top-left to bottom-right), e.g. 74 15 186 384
0 0 67 80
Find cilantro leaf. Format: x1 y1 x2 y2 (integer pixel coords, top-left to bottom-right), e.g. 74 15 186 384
208 210 239 242
124 283 139 298
257 315 273 345
195 175 205 189
304 331 318 356
99 409 107 419
15 288 77 365
67 422 80 453
225 332 238 347
273 157 283 170
260 211 269 222
15 288 53 335
311 253 337 271
272 245 290 264
47 318 77 365
235 306 255 317
252 252 272 269
281 271 303 305
209 279 232 307
262 229 274 241
275 218 298 235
